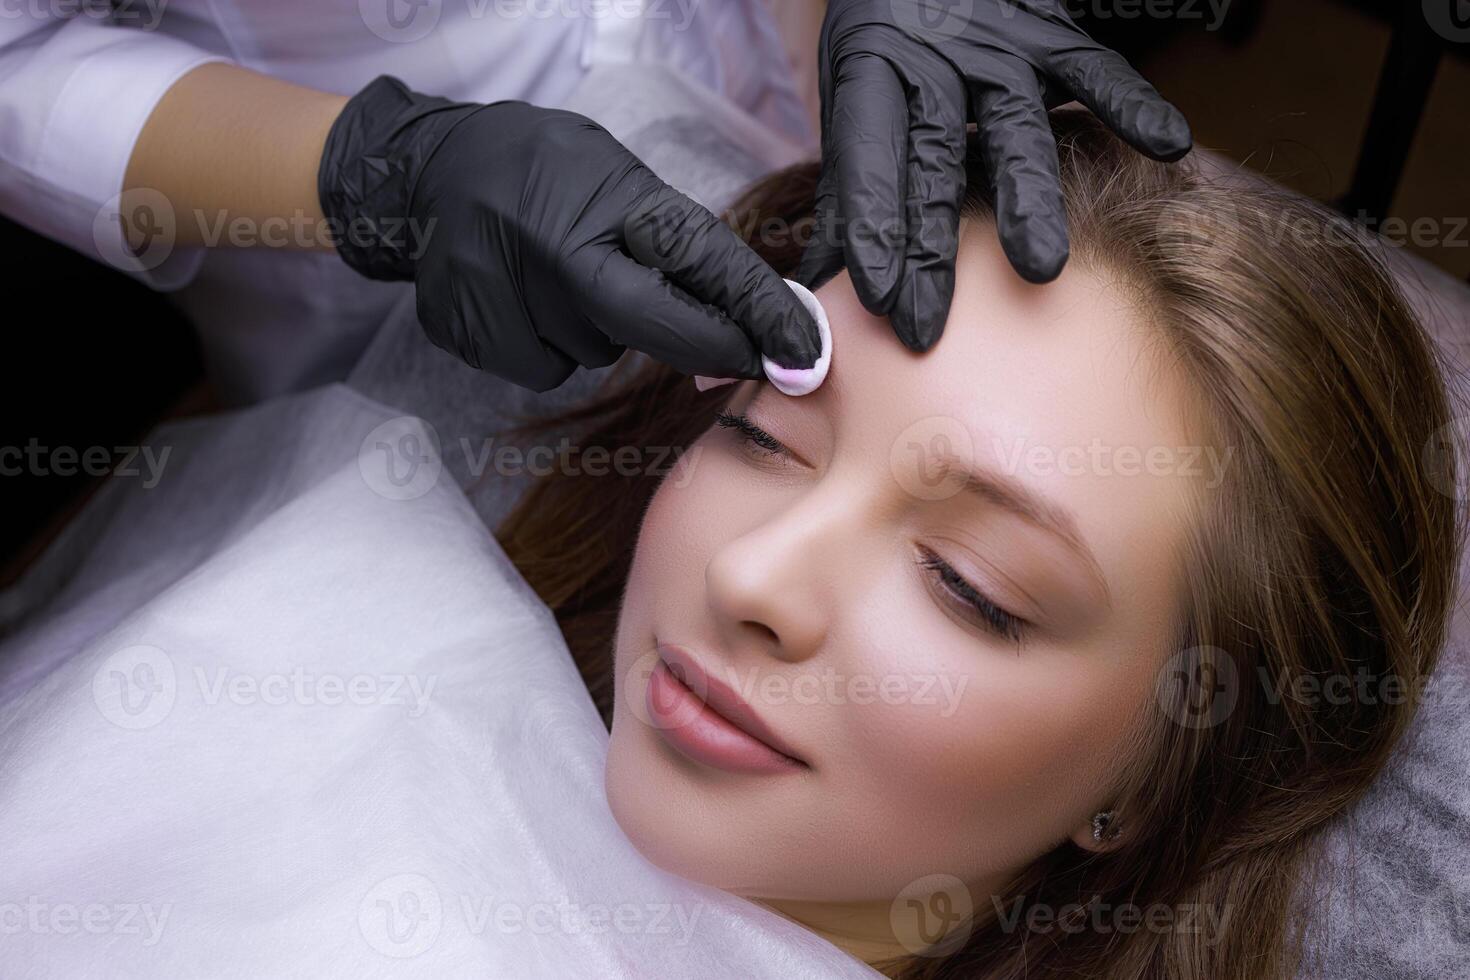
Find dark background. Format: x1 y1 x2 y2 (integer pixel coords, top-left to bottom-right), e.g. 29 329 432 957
2 0 1465 583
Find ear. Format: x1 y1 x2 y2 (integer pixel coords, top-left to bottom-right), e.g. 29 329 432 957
1069 811 1123 854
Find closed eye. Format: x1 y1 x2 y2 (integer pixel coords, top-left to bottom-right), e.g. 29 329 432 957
917 547 1027 645
715 411 785 456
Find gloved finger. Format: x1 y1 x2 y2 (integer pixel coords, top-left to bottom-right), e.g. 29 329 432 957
624 185 820 370
579 247 765 380
524 270 627 371
414 259 578 392
796 163 847 293
967 53 1069 284
1039 35 1191 161
830 48 908 314
889 54 968 352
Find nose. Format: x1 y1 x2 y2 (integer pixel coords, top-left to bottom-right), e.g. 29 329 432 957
703 483 861 662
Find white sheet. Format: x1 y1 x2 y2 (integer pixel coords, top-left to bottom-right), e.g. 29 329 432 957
0 385 880 979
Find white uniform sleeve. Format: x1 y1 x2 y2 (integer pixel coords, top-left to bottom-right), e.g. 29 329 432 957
0 10 230 289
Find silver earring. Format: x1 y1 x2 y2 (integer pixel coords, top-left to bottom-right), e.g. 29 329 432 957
1091 810 1116 843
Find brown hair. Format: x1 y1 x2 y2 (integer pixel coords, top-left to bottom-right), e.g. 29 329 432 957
496 111 1462 979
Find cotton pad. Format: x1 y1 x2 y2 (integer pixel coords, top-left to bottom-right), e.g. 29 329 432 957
694 278 832 395
762 279 832 396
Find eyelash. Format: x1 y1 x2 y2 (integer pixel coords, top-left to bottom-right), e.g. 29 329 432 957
715 411 784 455
917 549 1026 643
714 411 1028 644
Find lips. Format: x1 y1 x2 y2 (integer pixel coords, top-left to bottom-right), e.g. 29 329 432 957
647 643 807 775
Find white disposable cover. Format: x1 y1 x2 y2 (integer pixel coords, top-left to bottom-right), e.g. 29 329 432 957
0 385 881 979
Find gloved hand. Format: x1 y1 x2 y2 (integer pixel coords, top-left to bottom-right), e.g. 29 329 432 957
800 0 1193 351
318 76 820 392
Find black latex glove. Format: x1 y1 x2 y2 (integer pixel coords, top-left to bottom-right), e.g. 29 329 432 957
799 0 1193 351
318 75 820 392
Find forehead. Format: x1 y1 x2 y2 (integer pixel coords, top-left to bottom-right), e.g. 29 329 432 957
819 223 1187 437
806 220 1206 601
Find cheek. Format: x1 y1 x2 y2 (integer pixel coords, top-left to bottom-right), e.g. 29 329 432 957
615 440 739 666
827 591 1163 869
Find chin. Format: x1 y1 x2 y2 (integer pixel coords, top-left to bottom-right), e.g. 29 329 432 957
603 710 720 886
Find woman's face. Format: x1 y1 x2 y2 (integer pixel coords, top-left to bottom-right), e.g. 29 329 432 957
605 221 1208 926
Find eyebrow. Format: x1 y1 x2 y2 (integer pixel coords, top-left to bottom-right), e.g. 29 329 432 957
948 461 1112 605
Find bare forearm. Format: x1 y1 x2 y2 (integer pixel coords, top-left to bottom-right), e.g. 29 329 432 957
768 0 826 134
122 62 348 250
